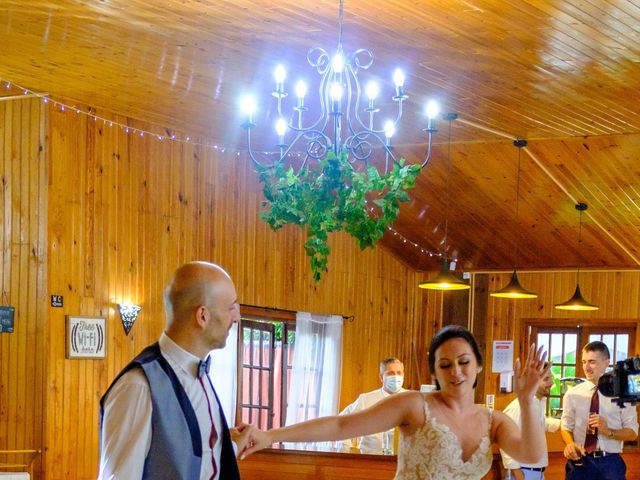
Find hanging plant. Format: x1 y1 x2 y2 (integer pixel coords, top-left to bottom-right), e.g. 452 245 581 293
258 151 421 282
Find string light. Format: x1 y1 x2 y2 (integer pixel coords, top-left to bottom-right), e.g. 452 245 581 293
386 225 444 259
0 77 255 153
1 77 451 263
362 200 443 260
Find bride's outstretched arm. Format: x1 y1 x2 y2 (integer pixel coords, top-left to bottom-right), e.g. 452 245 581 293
239 390 425 458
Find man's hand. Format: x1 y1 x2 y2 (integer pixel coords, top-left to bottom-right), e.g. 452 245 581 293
238 427 274 460
230 422 254 458
593 414 610 433
563 441 585 461
512 469 525 480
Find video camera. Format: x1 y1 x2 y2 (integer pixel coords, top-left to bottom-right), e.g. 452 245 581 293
598 356 640 407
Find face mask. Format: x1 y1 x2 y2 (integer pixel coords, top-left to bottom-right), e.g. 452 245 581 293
384 375 404 393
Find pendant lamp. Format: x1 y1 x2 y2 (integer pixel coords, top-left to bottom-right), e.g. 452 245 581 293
419 113 470 291
491 140 537 299
554 203 599 311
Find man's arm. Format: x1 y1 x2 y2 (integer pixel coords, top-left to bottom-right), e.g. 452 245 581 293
560 391 585 461
98 370 152 480
598 405 639 442
544 416 561 433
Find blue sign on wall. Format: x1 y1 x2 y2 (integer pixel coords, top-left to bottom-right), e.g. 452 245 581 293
0 306 14 333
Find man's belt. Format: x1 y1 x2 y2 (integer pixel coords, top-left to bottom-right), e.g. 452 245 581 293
586 450 619 458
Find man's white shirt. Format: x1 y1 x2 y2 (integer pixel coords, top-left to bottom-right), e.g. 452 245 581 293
339 387 406 453
561 380 638 453
98 333 224 480
500 396 561 470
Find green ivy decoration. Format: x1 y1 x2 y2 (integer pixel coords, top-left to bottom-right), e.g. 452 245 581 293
258 151 421 282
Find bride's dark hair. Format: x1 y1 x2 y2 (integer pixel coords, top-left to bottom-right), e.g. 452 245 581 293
428 325 483 390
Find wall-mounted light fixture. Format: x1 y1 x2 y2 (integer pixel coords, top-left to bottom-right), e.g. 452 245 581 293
118 304 142 335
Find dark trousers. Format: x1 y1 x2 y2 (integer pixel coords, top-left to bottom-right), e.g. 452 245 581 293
565 453 626 480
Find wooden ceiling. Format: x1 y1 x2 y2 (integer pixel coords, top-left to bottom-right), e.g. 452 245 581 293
1 0 640 272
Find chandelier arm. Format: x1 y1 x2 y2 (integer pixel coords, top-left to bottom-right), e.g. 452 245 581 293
275 133 304 165
344 131 398 170
287 64 331 134
351 88 404 136
348 62 402 136
333 114 342 156
385 149 390 174
343 64 357 136
350 83 372 134
307 47 331 75
245 128 266 169
277 95 284 119
299 154 309 171
348 49 374 74
303 130 332 160
393 99 404 127
419 130 434 169
344 133 372 162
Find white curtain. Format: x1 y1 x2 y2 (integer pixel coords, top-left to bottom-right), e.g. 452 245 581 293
285 312 343 448
209 322 238 426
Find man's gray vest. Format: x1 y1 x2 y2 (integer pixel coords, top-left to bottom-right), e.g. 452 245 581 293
100 342 240 479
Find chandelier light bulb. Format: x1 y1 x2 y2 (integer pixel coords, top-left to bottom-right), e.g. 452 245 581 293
240 95 256 124
366 81 379 101
332 54 345 73
241 95 256 114
275 118 288 137
295 80 307 99
425 100 439 119
330 82 343 102
274 65 286 84
384 120 395 139
393 69 405 88
425 100 439 131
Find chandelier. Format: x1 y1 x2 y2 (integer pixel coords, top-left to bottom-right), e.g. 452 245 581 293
239 0 440 282
240 0 439 172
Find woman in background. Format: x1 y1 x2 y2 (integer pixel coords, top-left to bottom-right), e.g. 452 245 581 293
240 325 549 479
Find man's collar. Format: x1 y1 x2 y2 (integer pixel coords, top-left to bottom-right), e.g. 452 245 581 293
159 332 202 378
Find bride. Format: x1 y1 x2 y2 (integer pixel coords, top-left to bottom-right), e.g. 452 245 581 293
239 325 549 479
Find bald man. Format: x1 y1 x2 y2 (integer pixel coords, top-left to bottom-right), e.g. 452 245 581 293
99 261 246 480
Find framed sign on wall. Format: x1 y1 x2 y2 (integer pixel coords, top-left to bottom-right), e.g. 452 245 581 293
66 316 106 359
0 306 15 333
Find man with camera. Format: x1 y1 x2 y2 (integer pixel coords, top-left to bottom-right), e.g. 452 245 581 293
561 341 638 479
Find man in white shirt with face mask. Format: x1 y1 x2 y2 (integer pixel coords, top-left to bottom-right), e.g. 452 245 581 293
338 357 406 454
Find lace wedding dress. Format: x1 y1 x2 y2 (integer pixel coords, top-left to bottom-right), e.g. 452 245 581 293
394 399 493 480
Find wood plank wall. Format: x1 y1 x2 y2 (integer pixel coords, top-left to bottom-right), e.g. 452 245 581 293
0 98 47 473
42 103 442 479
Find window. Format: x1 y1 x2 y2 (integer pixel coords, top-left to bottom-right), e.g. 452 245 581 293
527 321 636 417
236 307 295 430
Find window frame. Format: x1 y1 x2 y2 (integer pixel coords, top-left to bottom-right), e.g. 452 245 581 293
236 305 296 429
523 319 637 416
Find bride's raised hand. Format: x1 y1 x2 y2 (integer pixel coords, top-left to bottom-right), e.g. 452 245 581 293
514 343 549 401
